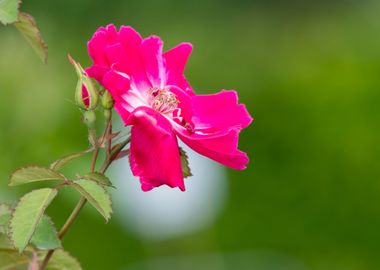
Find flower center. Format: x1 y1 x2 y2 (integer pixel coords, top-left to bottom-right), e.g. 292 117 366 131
149 87 179 115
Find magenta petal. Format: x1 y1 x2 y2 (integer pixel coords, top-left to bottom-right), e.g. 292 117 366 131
164 42 194 93
141 36 166 88
127 107 185 191
167 85 193 123
102 69 130 98
119 26 151 90
104 24 118 43
176 127 249 170
87 28 109 66
104 43 127 68
102 69 131 121
81 85 90 108
191 90 253 131
85 65 109 84
173 90 252 170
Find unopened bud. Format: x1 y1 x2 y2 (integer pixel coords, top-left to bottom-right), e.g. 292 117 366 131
101 91 114 110
69 54 99 110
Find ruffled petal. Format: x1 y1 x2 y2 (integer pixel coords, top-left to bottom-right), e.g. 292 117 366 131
119 26 151 90
87 27 109 66
167 85 193 124
102 69 131 120
191 90 252 131
103 24 118 43
127 107 185 191
175 126 249 170
173 90 252 170
164 42 194 93
85 65 109 84
141 36 166 88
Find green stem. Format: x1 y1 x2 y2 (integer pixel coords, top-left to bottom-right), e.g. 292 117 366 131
106 110 113 159
90 148 99 173
99 137 130 174
40 116 129 270
39 197 87 270
40 137 100 270
58 197 87 239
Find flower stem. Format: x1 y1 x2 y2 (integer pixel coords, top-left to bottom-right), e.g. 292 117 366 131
107 110 113 158
58 197 87 239
39 197 87 270
39 120 129 270
99 137 130 173
90 148 99 172
39 141 100 270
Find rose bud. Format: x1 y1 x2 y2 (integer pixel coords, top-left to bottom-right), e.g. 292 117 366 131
69 54 99 110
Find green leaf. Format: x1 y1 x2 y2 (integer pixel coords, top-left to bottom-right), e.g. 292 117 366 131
0 0 20 25
14 12 48 63
70 180 112 221
179 147 192 178
10 188 58 252
31 215 61 250
81 172 113 187
39 249 82 270
0 234 12 250
0 204 12 234
50 148 93 171
9 166 65 186
0 250 29 270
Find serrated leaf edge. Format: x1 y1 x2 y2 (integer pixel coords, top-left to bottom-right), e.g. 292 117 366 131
9 165 66 186
80 172 114 187
0 203 13 235
50 148 94 171
31 215 61 250
0 0 22 25
0 203 12 215
9 188 58 252
71 180 112 222
14 12 48 63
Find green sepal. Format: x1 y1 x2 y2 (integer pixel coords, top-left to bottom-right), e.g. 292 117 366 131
68 54 99 110
179 147 192 178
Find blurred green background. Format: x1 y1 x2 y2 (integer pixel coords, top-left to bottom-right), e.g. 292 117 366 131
1 0 380 269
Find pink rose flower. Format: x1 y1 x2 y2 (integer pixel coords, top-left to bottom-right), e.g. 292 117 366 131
86 24 253 191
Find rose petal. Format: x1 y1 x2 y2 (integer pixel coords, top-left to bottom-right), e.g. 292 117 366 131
81 85 89 108
87 27 109 66
191 90 252 131
127 106 185 191
119 26 151 90
141 36 166 88
85 65 109 84
164 42 194 93
175 126 249 170
102 69 131 120
173 90 252 170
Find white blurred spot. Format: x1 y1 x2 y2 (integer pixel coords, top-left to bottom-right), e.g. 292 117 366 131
110 142 228 240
